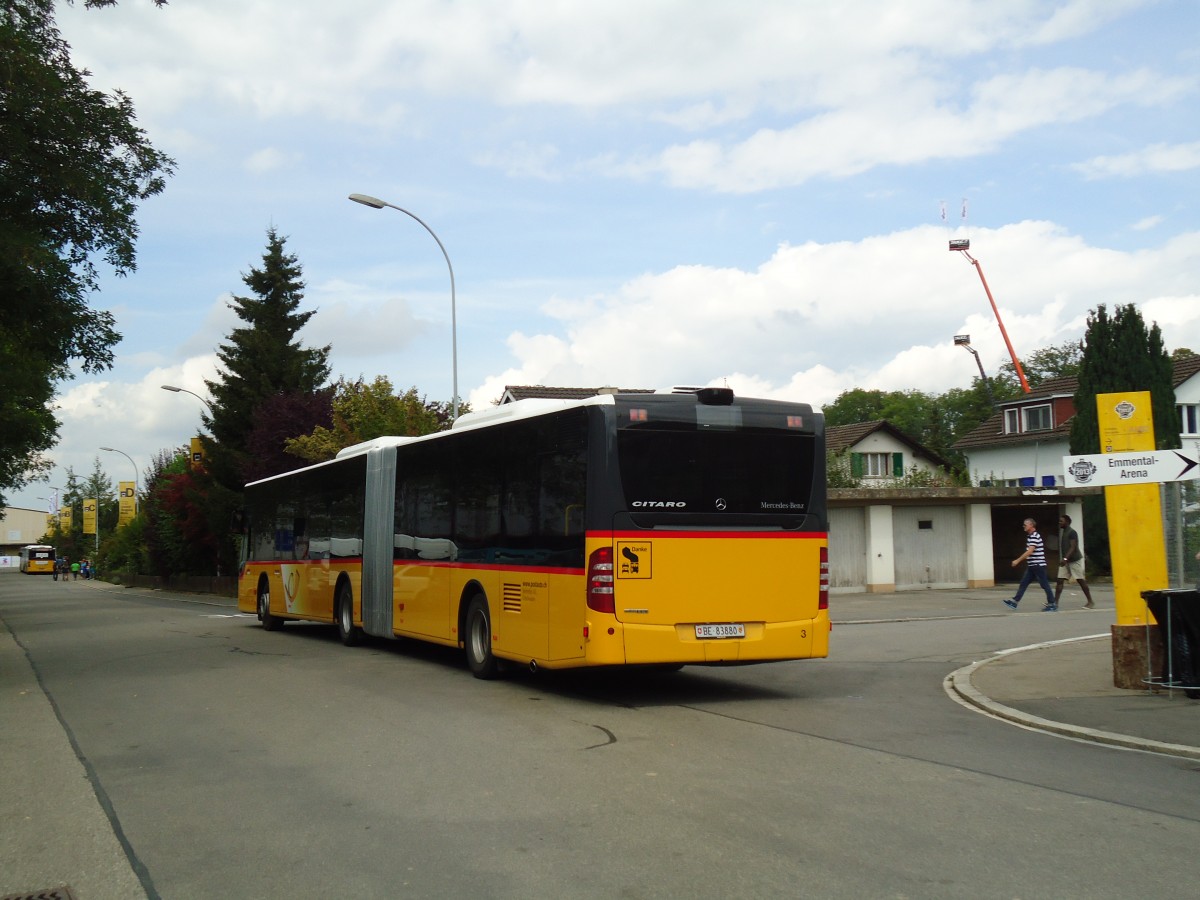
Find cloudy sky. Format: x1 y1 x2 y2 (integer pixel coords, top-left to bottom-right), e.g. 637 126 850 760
11 0 1200 510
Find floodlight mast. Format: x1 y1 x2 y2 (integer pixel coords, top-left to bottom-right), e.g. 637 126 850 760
949 239 1030 393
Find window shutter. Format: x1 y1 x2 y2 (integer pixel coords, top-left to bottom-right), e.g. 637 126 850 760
850 452 864 478
892 453 904 477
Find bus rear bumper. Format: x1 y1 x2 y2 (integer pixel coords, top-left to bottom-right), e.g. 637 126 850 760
589 617 828 665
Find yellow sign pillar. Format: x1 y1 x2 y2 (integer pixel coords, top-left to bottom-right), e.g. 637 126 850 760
1097 391 1168 626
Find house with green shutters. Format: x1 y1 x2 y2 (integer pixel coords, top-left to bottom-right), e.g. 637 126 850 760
826 420 951 485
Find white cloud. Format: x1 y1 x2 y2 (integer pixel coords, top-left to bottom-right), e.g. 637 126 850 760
472 222 1200 410
642 67 1193 192
472 142 563 180
57 1 1196 200
307 296 428 359
244 147 299 174
1074 141 1200 179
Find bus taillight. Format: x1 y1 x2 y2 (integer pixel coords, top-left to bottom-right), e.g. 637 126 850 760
587 547 615 614
819 546 829 611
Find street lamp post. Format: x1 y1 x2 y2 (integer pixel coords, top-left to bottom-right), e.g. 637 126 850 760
348 192 459 420
100 446 139 517
160 383 214 415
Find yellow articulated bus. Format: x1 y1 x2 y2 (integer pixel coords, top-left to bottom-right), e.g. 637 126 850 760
238 387 829 678
19 544 56 574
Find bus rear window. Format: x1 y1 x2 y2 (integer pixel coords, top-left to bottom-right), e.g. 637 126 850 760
616 425 815 519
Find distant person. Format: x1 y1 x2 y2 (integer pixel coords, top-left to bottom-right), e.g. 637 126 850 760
1055 514 1094 609
58 558 69 583
71 560 80 580
1004 517 1057 612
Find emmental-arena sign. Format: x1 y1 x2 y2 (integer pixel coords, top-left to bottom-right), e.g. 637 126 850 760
1063 449 1200 487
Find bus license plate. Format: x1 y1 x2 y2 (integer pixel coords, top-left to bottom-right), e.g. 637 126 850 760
695 623 745 639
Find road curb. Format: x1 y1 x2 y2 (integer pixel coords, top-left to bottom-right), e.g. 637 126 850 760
945 637 1200 761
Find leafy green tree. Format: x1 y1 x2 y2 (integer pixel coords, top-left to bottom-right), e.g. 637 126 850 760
286 376 462 463
0 0 174 507
993 340 1084 393
96 514 148 578
141 447 239 577
53 467 85 561
204 228 331 487
823 387 978 474
822 389 933 437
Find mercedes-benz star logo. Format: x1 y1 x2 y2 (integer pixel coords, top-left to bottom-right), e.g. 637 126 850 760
715 498 727 510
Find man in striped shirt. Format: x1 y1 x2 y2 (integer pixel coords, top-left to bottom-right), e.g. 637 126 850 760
1004 517 1057 612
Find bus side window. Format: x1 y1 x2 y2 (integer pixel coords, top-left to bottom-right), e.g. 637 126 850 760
537 413 587 562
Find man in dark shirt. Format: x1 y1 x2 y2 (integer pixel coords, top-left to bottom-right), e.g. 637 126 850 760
1055 514 1094 609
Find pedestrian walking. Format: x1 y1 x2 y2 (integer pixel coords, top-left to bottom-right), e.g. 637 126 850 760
1005 517 1057 611
71 560 80 580
1055 514 1094 608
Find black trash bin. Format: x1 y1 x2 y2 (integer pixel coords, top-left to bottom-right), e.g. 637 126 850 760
1140 588 1200 699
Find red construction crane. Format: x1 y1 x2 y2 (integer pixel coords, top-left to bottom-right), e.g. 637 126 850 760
949 239 1030 393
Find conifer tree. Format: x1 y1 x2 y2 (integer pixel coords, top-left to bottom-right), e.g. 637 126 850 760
204 228 331 487
1068 303 1177 574
1069 304 1177 455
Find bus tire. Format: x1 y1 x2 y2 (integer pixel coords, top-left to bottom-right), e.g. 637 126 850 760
464 593 500 680
257 577 282 631
336 582 361 647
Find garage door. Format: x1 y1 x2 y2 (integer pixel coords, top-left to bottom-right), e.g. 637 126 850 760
828 507 866 590
892 506 967 589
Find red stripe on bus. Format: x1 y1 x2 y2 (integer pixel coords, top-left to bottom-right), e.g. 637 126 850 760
597 531 828 541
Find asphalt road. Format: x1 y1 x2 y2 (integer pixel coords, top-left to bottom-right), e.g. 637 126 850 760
3 573 1199 899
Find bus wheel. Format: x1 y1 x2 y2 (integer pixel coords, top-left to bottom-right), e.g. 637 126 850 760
258 578 282 631
464 594 499 680
336 582 361 647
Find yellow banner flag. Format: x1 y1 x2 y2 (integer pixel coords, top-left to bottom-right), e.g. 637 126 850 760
190 436 206 470
83 499 97 535
118 481 137 527
58 505 72 531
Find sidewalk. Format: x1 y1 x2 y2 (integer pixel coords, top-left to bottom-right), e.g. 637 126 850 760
832 582 1200 760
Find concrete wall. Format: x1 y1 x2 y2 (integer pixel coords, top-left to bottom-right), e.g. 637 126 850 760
828 487 1095 594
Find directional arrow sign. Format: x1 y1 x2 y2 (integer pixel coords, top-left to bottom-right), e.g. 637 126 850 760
1063 449 1200 487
